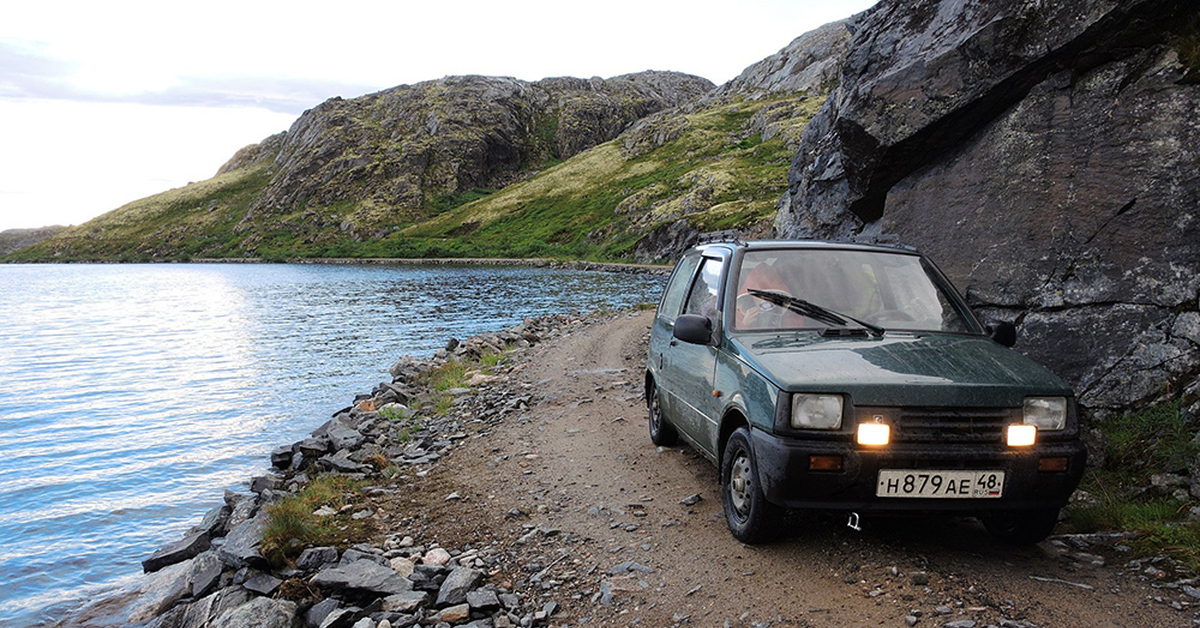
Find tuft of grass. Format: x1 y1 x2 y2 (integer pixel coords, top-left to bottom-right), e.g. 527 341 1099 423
417 349 507 415
1103 401 1197 477
1063 401 1200 571
260 475 371 566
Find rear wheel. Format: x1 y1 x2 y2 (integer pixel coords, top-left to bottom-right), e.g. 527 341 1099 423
647 381 678 446
721 427 780 544
982 509 1060 544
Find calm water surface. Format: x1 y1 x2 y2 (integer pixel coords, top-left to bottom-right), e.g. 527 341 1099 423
0 263 665 627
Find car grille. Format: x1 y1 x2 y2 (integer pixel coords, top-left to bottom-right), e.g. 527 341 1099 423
889 407 1015 444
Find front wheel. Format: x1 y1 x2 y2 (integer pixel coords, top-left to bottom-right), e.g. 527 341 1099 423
647 381 678 446
982 509 1060 545
721 427 780 544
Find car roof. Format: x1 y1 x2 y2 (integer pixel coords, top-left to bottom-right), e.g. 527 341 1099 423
692 239 921 257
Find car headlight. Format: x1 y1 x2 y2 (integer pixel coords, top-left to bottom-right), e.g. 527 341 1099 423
791 394 843 429
1023 397 1067 431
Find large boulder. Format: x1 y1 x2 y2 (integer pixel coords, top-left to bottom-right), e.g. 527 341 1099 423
775 0 1200 415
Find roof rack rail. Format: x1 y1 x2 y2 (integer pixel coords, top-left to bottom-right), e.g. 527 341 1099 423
851 232 916 252
698 230 744 245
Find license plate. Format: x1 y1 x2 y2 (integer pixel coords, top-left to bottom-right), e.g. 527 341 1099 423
877 470 1005 498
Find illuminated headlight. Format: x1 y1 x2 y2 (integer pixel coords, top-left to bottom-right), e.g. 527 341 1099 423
857 422 890 446
791 394 843 430
1023 397 1067 431
1007 424 1037 447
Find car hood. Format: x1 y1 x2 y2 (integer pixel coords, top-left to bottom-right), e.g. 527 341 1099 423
729 332 1072 408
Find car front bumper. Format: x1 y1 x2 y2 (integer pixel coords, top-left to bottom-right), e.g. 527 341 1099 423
750 428 1087 513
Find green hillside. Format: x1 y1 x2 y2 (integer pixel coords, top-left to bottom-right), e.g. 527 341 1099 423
7 92 824 263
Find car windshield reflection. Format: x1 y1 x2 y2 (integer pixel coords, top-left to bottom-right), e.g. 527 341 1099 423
733 249 972 333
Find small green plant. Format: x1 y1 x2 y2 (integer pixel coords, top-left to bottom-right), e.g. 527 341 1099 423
260 475 370 566
1063 401 1200 570
378 404 408 421
417 348 507 415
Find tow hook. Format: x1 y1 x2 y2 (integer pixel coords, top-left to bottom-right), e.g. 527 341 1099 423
847 512 862 532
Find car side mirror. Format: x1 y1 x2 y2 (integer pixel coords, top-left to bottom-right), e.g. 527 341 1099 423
673 314 713 345
987 321 1018 348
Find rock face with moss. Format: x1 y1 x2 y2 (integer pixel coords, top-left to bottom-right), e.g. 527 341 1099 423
236 73 713 241
775 0 1200 416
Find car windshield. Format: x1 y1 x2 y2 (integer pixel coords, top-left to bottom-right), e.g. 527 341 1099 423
732 248 973 333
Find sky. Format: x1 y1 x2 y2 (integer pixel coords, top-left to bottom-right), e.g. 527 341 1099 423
0 0 877 231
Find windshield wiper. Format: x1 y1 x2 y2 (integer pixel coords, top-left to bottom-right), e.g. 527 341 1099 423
746 289 885 337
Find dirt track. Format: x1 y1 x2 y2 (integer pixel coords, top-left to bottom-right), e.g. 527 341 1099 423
383 310 1196 627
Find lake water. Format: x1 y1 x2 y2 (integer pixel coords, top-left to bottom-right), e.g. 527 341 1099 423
0 263 666 627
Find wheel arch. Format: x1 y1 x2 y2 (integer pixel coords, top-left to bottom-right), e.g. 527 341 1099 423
718 408 750 464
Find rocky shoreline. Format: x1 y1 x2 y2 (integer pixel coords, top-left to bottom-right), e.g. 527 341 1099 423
67 311 604 628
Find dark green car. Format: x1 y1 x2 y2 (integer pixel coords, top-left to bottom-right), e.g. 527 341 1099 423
645 239 1085 544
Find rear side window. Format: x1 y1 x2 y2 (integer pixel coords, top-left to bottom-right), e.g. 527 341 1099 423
684 257 724 317
658 254 701 319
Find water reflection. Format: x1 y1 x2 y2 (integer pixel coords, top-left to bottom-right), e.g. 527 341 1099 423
0 263 665 626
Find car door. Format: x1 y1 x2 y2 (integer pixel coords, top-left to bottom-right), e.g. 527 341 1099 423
660 255 725 455
650 253 701 424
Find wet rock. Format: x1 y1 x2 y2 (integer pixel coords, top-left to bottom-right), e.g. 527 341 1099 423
143 531 211 573
191 503 232 537
217 511 270 569
224 491 258 531
190 551 225 599
250 474 283 494
270 445 295 470
127 561 193 624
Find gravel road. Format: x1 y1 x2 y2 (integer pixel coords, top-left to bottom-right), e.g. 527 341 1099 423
379 310 1196 627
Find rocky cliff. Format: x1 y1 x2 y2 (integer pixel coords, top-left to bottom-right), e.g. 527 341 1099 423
234 72 714 242
774 0 1200 415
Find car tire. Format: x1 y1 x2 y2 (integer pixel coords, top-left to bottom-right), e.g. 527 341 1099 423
721 426 780 544
647 381 678 446
982 508 1060 545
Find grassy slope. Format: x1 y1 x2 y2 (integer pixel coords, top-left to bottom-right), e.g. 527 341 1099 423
5 93 825 263
8 167 273 262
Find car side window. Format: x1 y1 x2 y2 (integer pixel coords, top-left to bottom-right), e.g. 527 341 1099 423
683 257 724 317
659 254 701 320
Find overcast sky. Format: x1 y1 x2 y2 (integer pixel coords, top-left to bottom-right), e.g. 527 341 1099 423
0 0 876 231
